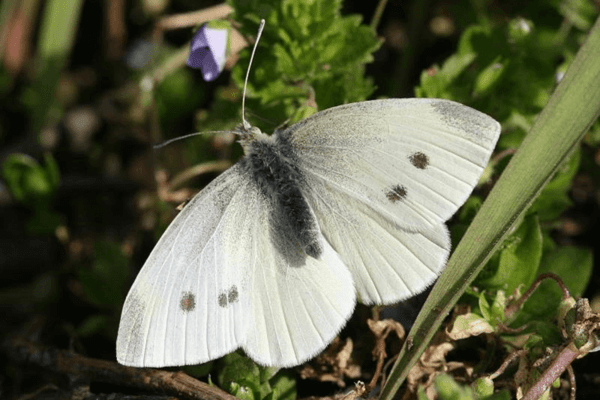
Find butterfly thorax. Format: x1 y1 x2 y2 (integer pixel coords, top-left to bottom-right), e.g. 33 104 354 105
240 130 323 261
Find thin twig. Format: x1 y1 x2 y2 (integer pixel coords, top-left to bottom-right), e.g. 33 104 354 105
3 336 237 400
370 0 389 30
505 273 571 320
567 364 576 400
522 343 580 400
488 349 528 379
156 4 233 31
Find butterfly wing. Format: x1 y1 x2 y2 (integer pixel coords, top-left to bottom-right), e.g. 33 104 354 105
117 165 253 367
117 163 356 367
242 194 356 366
280 98 501 304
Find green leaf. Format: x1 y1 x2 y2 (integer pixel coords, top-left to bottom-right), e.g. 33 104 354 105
30 0 84 136
516 246 593 324
476 215 543 295
217 352 296 400
218 352 262 399
481 389 512 400
473 58 506 97
448 313 494 340
472 377 493 399
528 147 580 221
1 153 60 207
78 240 129 309
434 374 474 400
415 53 477 99
269 371 297 400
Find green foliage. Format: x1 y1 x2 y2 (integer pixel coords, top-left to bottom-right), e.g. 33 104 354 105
515 246 593 325
2 153 59 206
75 240 130 337
154 59 207 133
476 214 543 295
430 374 511 400
227 0 381 126
217 352 296 400
1 152 63 234
416 13 593 121
78 240 129 310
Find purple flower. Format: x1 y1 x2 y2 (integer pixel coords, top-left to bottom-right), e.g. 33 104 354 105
187 23 229 81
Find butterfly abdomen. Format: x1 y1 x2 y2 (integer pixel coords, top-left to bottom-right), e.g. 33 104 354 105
242 135 322 260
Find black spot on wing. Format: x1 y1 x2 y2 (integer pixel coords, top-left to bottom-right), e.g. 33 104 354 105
218 293 227 308
409 152 429 169
180 292 196 312
228 285 239 304
386 185 407 203
219 285 239 308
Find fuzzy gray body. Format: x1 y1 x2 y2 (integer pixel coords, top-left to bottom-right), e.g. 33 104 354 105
240 131 322 260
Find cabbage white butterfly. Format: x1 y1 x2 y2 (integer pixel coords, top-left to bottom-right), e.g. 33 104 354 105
117 21 501 368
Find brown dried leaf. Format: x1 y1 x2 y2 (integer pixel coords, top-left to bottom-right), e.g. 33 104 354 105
299 338 361 387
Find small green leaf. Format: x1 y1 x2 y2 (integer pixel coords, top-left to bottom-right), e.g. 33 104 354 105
289 104 317 125
269 371 297 400
1 153 60 206
473 58 505 97
218 352 261 399
490 290 506 324
479 294 491 321
434 374 474 400
507 18 533 44
472 377 493 398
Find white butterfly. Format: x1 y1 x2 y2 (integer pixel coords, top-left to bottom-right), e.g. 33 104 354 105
116 97 501 368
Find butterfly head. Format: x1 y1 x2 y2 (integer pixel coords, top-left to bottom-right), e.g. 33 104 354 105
238 125 268 154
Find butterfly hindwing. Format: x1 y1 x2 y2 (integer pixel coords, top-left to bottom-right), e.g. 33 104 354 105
244 197 356 366
304 176 451 304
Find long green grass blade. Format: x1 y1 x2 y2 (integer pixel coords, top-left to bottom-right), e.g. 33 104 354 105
31 0 84 137
379 16 600 400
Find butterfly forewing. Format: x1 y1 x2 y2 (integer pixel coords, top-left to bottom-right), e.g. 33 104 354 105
281 99 501 304
117 166 253 367
283 99 501 231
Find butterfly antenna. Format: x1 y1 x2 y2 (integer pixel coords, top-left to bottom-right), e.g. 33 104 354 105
241 19 265 131
153 130 232 149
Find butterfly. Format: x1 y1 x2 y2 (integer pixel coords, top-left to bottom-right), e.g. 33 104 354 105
116 97 501 367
